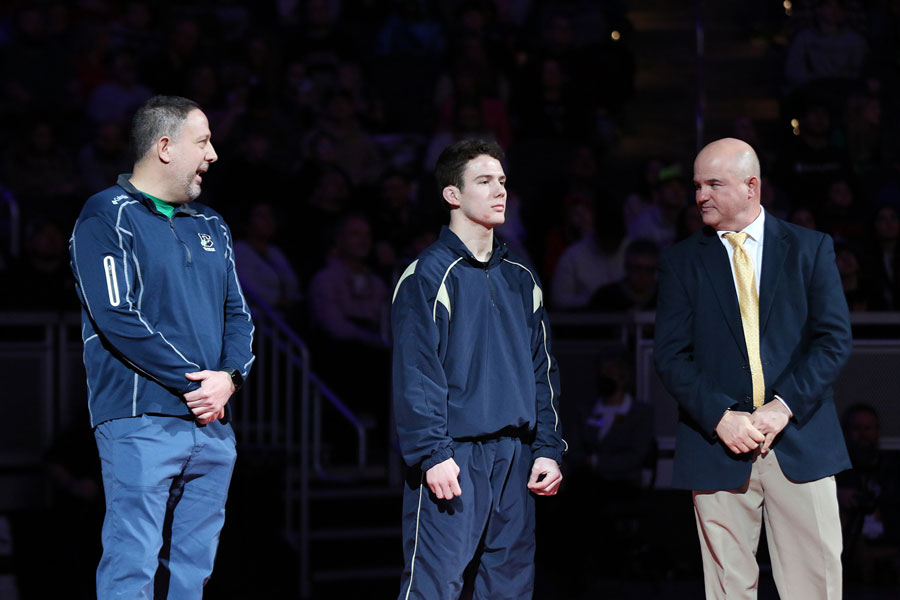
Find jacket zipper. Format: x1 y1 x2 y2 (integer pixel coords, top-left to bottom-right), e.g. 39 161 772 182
484 265 497 309
169 218 192 266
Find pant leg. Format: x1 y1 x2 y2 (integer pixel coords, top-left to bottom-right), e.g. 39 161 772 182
473 437 536 600
398 442 492 600
161 420 237 600
693 457 764 600
94 415 193 600
759 450 842 600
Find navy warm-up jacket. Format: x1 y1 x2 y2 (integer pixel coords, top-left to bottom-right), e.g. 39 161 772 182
391 226 566 471
69 174 255 427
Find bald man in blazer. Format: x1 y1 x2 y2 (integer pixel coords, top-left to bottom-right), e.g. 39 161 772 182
654 138 852 599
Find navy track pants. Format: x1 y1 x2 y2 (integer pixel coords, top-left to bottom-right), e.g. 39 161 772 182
398 436 536 600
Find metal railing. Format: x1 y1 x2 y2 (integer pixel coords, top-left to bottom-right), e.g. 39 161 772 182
0 302 373 598
549 310 900 453
5 307 900 592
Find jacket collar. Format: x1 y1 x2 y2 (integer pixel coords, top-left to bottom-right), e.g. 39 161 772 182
439 225 508 267
697 211 790 350
115 173 198 217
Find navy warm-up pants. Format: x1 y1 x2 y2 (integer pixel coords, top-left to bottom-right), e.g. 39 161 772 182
398 435 536 600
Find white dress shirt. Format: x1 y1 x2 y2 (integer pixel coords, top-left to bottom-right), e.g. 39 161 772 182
716 208 792 415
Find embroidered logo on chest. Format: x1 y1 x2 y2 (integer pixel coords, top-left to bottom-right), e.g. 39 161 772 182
197 233 216 252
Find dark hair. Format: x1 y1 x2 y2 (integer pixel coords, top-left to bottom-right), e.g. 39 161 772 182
130 95 201 162
434 138 504 199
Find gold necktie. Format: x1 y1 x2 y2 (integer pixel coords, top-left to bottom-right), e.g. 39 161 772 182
725 232 764 409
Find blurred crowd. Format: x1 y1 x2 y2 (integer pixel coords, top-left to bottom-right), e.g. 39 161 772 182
3 2 900 595
1 0 900 335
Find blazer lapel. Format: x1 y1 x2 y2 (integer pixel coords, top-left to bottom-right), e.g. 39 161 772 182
699 230 748 360
759 215 788 336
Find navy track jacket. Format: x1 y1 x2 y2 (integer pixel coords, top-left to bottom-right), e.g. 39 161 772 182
391 226 566 471
70 174 255 427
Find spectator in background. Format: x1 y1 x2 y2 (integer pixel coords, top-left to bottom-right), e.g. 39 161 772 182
863 203 900 310
589 238 660 312
835 241 871 311
843 89 883 177
731 115 775 173
86 50 152 124
0 219 77 311
818 178 864 244
567 354 654 489
564 354 655 583
675 202 704 242
307 212 391 455
1 118 79 222
541 145 606 281
542 192 595 285
304 89 385 187
373 0 447 131
434 60 512 149
234 201 302 320
789 205 819 230
290 162 358 279
784 0 867 96
143 17 201 95
43 406 103 600
513 56 590 143
76 119 131 195
623 157 664 226
837 403 900 585
425 98 500 169
551 200 627 310
774 98 855 207
308 212 389 348
626 163 688 250
369 169 421 282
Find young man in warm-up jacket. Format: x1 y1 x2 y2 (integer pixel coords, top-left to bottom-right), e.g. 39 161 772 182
391 139 566 599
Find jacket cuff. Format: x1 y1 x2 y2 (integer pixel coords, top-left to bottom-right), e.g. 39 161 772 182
532 446 563 465
421 446 454 472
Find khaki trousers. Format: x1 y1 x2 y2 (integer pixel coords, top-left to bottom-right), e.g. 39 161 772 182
693 449 842 600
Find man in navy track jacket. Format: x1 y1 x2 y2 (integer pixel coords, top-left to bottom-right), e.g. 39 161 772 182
69 95 254 599
391 139 566 599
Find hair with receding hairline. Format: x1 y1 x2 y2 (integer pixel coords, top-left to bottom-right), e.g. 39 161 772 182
130 95 201 163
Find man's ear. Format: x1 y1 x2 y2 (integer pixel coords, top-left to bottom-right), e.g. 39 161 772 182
157 136 173 164
442 185 460 210
746 175 759 200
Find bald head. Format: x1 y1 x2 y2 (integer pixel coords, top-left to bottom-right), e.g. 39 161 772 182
697 138 760 180
693 137 762 232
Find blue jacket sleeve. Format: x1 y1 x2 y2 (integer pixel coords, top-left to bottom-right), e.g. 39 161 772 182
70 215 202 394
391 272 453 471
770 234 851 426
530 283 566 464
218 222 255 380
654 251 737 436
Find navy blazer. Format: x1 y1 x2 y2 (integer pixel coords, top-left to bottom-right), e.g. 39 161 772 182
654 213 852 491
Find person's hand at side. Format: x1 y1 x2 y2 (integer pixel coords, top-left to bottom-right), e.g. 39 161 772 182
715 410 765 454
184 370 234 424
527 457 563 496
426 457 462 499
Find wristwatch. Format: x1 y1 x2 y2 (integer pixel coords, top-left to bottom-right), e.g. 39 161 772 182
220 367 243 391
